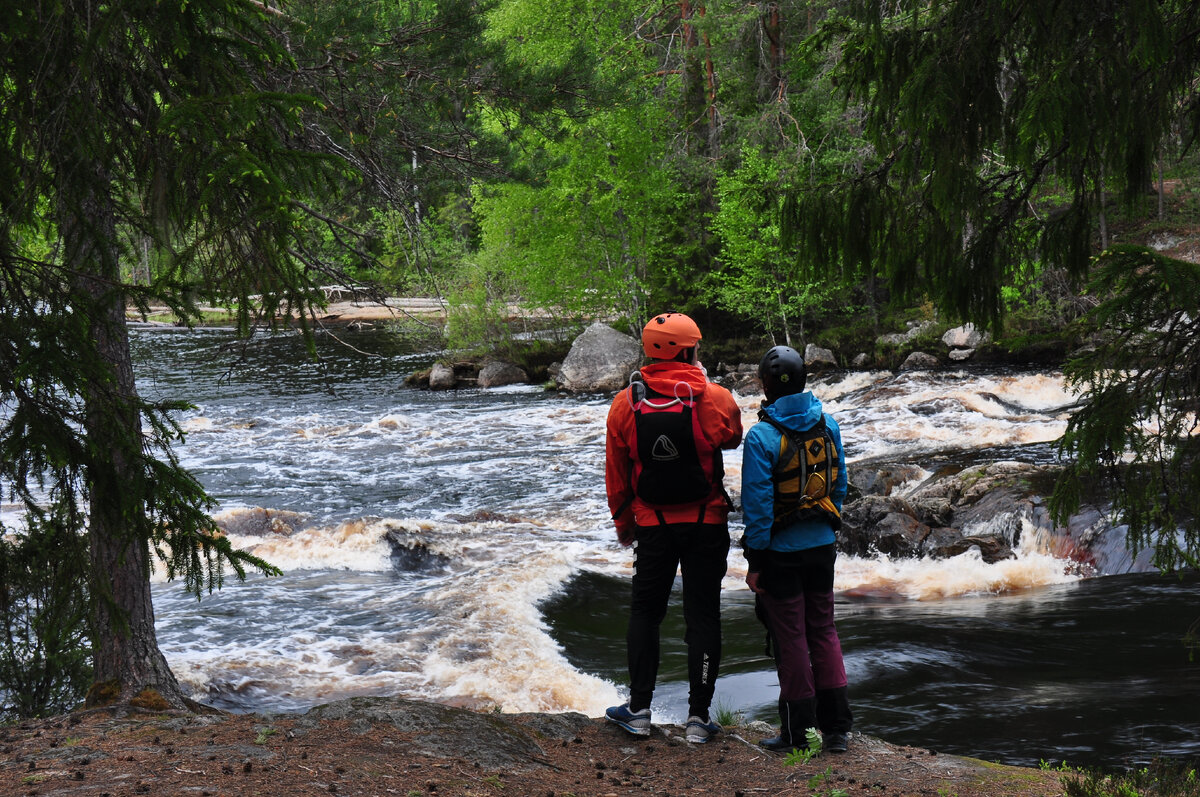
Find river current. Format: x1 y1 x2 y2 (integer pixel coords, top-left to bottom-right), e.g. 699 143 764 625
116 326 1200 768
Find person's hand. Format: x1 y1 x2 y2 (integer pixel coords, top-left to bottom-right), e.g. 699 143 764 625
746 571 764 594
617 527 635 547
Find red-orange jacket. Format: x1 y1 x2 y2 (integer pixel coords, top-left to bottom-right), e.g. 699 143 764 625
605 361 743 544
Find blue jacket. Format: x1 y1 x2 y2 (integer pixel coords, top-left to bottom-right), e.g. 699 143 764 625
740 391 847 564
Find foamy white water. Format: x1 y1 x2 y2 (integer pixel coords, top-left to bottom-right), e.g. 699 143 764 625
132 329 1088 715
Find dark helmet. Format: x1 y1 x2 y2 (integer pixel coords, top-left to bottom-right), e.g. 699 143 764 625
758 345 807 401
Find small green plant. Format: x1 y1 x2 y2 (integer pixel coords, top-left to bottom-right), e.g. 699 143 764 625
807 766 849 797
483 774 504 790
782 727 823 766
711 699 743 728
1062 758 1200 797
1041 759 1077 773
254 727 277 745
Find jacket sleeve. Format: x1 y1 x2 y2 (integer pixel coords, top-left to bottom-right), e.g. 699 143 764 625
605 392 636 540
826 413 849 510
708 385 744 450
739 424 776 571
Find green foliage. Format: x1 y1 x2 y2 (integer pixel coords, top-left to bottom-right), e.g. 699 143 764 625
0 502 92 719
1063 759 1200 797
785 0 1200 330
1052 248 1200 571
472 100 680 330
707 146 842 344
783 727 823 766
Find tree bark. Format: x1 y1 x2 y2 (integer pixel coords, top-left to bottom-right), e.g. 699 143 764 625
59 160 189 711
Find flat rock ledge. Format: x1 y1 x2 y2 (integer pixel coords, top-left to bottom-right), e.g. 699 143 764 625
0 696 1069 797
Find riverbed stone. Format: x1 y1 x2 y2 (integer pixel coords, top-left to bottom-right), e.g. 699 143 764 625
429 362 457 390
900 351 939 371
477 360 529 388
948 347 975 361
558 322 642 392
804 343 838 371
849 464 927 497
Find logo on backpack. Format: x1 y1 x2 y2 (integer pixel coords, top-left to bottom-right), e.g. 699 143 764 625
650 435 681 462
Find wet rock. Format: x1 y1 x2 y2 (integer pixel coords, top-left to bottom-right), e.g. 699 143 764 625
215 508 309 537
948 347 975 361
384 533 453 573
429 362 457 390
851 352 872 367
804 344 838 371
838 462 1052 562
849 464 926 497
477 360 529 388
558 322 642 393
899 351 939 371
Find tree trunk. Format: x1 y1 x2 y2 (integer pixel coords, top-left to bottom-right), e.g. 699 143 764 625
60 162 190 711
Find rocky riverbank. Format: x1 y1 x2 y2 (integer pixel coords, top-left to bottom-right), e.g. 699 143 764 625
0 697 1071 796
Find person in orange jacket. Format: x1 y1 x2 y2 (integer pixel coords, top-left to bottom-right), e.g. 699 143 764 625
604 311 743 743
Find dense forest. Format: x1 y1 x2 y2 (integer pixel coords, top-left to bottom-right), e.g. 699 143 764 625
3 0 1200 720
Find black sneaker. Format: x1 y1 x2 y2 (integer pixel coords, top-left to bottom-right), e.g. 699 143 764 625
823 732 849 753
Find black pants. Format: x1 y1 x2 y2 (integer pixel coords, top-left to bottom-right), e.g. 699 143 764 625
626 522 730 719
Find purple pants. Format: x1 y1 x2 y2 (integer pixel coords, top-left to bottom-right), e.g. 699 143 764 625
757 545 847 701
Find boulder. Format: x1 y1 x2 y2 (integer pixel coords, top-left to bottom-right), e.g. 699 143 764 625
429 362 457 390
477 360 529 388
900 351 939 371
849 464 927 497
942 323 991 349
877 320 934 346
557 322 642 392
297 697 589 770
948 348 975 361
851 352 872 368
804 343 838 371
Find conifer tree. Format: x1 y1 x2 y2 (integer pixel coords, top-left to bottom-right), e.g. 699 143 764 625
0 0 572 711
785 0 1200 328
786 0 1200 567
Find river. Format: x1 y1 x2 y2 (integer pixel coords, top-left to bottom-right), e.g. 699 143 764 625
121 325 1199 769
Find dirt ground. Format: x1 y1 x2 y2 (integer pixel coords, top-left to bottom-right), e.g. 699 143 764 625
0 699 1070 797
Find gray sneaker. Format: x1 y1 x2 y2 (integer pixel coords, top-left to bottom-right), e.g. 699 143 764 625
605 703 652 736
685 716 722 743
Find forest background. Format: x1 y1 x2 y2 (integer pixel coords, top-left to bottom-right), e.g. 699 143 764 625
3 0 1200 726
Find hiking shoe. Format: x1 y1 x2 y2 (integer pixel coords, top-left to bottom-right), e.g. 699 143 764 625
605 703 651 737
685 716 722 743
823 732 849 753
759 734 800 752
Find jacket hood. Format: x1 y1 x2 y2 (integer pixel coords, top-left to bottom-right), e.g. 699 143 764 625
639 361 710 400
763 390 823 430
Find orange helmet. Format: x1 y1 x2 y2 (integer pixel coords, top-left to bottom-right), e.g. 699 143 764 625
641 312 702 359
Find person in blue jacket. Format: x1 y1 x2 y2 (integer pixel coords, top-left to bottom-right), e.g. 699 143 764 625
741 345 853 754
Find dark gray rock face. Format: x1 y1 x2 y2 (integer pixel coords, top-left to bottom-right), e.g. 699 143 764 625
477 360 529 388
839 461 1123 570
298 696 591 770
